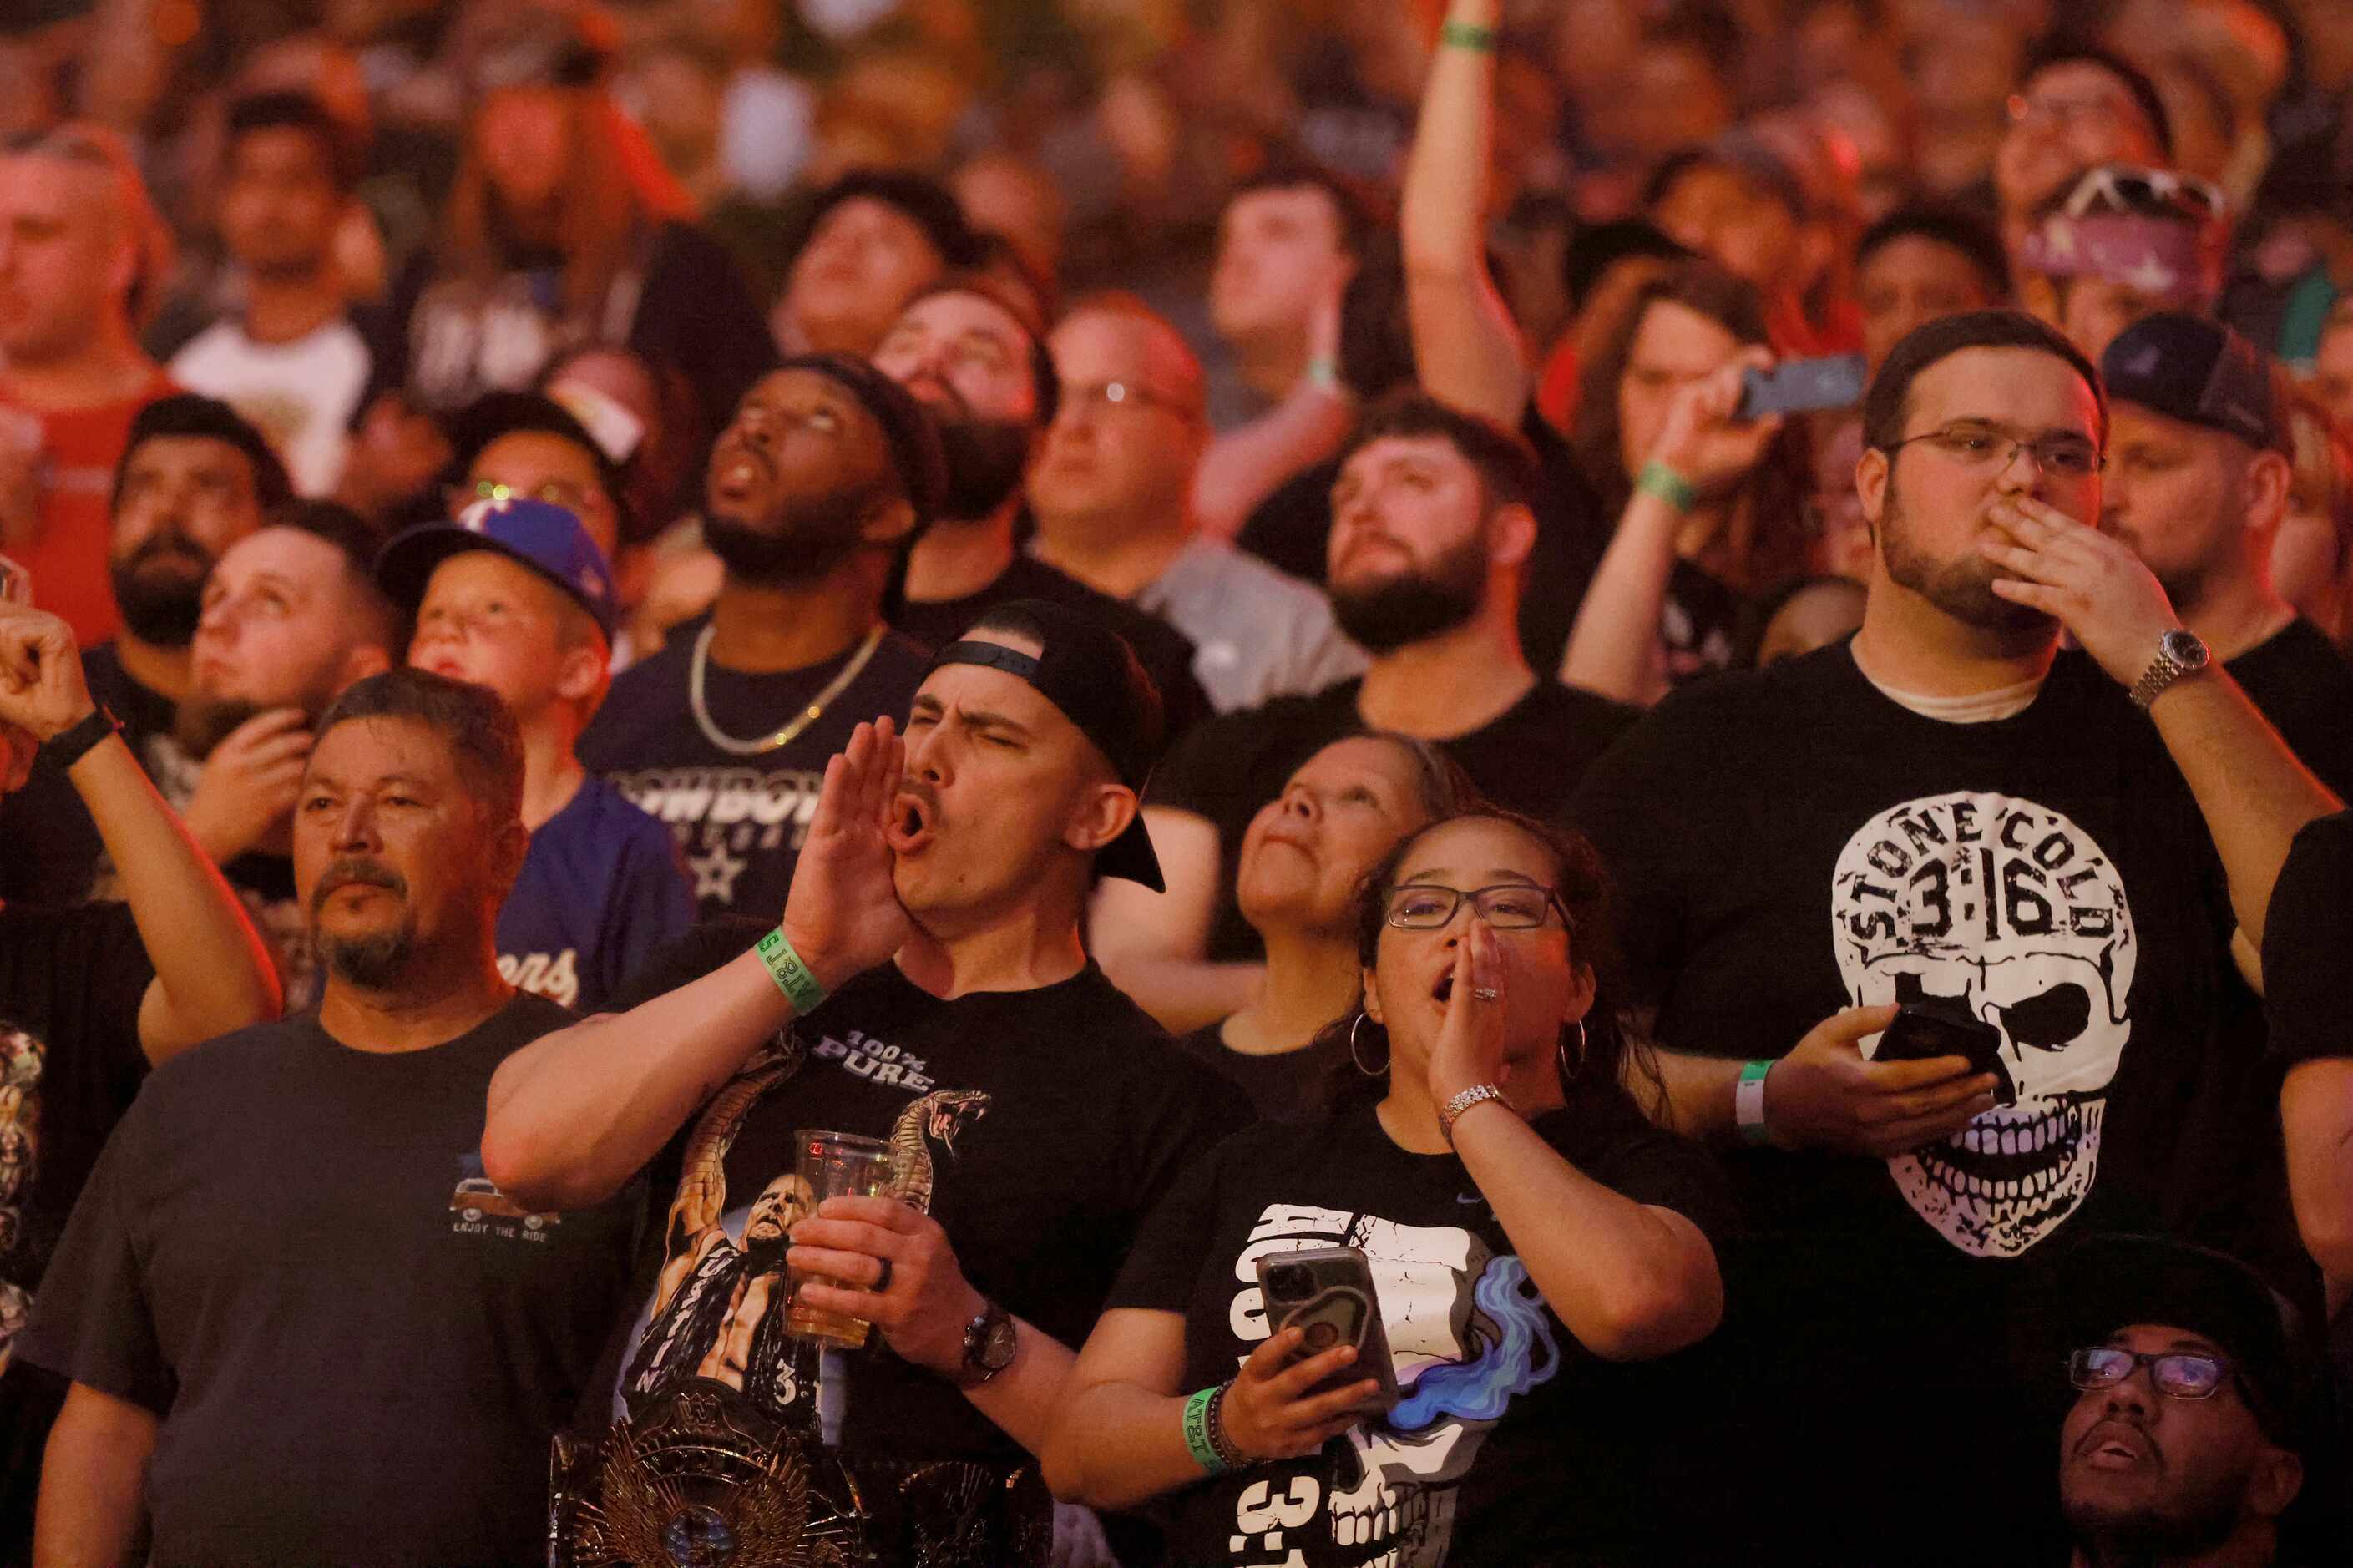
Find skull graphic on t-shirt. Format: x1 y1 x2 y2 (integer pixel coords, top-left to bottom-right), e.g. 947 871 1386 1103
1829 792 2137 1257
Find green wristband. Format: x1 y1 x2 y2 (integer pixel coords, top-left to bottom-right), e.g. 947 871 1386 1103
754 928 828 1014
1736 1060 1774 1147
1636 459 1698 514
1183 1385 1230 1474
1440 20 1496 51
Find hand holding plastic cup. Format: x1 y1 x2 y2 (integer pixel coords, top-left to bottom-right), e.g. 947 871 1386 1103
786 1130 898 1348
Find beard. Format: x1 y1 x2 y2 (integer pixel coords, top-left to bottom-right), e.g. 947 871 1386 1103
702 481 884 585
1880 486 2053 634
1328 534 1487 652
173 696 269 761
935 413 1033 521
311 858 417 989
109 529 215 646
2063 1472 2249 1565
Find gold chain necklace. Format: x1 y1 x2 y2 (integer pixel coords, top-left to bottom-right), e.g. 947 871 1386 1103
687 622 888 757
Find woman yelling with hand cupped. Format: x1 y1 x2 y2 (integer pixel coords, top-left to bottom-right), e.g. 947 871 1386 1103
1044 807 1733 1567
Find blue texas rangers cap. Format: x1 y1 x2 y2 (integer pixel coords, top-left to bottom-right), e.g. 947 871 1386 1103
374 496 619 642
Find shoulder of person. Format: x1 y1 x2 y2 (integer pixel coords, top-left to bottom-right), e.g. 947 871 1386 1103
497 988 589 1043
138 1010 319 1095
1524 677 1642 736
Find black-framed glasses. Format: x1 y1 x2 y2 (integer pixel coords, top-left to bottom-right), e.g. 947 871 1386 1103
1384 883 1572 932
2067 1346 2236 1401
1880 420 2104 479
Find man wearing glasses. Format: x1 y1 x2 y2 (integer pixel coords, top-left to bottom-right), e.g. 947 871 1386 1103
1569 309 2338 1563
1993 43 2174 260
2054 1235 2310 1568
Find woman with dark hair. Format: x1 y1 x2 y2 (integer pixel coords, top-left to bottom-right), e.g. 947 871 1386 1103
1175 732 1475 1120
1046 807 1730 1565
1560 260 1814 702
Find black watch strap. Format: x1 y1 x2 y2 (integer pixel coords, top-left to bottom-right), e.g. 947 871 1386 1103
45 705 119 768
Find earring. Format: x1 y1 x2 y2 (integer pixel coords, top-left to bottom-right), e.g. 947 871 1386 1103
1349 1012 1389 1077
1555 1019 1589 1086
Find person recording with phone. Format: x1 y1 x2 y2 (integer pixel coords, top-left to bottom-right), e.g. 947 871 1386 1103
1045 807 1731 1566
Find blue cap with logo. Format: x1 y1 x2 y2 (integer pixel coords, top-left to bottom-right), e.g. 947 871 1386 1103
374 496 619 641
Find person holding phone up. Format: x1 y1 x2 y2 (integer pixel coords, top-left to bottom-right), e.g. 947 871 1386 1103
1045 807 1732 1568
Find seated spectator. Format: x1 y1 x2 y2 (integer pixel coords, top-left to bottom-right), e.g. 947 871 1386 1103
2020 164 2231 360
1046 807 1732 1565
0 394 285 904
168 93 379 498
18 670 640 1565
1103 396 1636 1032
0 594 279 1554
1176 732 1472 1121
2274 384 2352 650
1853 205 2012 376
377 498 691 1014
1031 299 1365 713
1560 262 1813 701
768 169 979 359
2052 1235 2310 1568
578 357 941 920
0 123 178 645
1995 42 2175 258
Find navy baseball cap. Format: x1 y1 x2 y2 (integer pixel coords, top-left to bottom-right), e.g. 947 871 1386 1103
374 497 619 642
2100 313 2285 454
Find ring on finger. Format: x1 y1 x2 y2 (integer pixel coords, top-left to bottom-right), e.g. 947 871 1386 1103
1471 986 1500 1001
873 1255 894 1293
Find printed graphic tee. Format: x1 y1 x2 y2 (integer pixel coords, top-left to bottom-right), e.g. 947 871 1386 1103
169 316 374 496
16 994 640 1566
581 621 933 920
604 924 1249 1464
1108 1093 1733 1568
496 774 695 1014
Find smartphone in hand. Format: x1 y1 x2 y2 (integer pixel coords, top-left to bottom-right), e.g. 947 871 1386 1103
1256 1246 1400 1413
1872 1002 2013 1104
1738 353 1867 420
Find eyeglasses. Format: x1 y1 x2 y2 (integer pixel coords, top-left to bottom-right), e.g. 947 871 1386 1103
1384 883 1572 932
1880 420 2104 479
1058 380 1189 420
444 478 595 515
2067 1346 2237 1402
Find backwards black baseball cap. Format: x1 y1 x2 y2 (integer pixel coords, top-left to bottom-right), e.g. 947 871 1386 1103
2100 313 2285 455
929 599 1166 890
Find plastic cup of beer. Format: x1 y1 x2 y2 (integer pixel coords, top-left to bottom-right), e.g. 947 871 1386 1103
786 1130 898 1348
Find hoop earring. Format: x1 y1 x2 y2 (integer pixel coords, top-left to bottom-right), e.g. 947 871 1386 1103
1555 1019 1589 1086
1349 1012 1389 1077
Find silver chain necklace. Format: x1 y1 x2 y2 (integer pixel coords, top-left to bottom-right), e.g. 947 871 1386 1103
687 621 888 756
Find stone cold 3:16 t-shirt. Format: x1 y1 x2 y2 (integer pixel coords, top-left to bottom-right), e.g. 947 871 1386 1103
579 620 934 920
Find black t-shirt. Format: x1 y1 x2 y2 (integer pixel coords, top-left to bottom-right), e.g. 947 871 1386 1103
0 902 151 1363
579 621 934 922
2228 616 2353 797
1152 677 1639 962
0 643 178 903
603 923 1250 1465
16 994 641 1566
1172 1020 1351 1124
2265 812 2353 1071
893 552 1215 741
1566 641 2238 1560
1106 1094 1734 1568
1233 406 1607 675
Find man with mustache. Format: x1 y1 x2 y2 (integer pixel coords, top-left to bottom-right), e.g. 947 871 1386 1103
2054 1236 2310 1568
873 278 1215 737
579 357 944 919
1099 394 1638 1031
0 394 287 903
18 668 640 1565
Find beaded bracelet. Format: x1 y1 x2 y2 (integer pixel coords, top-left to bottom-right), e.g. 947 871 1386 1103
1206 1381 1249 1471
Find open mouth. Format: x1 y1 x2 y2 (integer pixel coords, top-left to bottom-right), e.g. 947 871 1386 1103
886 792 937 855
710 445 770 503
2077 1421 2154 1469
1431 973 1455 1004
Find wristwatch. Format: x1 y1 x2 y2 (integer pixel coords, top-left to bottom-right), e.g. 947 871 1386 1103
953 1301 1017 1388
2128 629 2210 710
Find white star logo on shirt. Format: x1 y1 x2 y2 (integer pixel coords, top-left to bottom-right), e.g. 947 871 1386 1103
687 843 747 903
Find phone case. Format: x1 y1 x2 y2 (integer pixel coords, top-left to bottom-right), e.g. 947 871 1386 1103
1255 1246 1401 1411
1874 1004 2014 1102
1739 353 1868 418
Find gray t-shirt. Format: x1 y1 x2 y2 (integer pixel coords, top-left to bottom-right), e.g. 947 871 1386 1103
18 993 640 1565
1132 534 1366 712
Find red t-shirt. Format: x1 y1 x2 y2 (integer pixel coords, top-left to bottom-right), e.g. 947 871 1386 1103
2 370 176 645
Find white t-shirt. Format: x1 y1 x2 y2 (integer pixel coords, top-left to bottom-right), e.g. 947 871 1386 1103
170 317 372 497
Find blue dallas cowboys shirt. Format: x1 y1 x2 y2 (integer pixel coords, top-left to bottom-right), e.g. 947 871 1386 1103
496 775 696 1014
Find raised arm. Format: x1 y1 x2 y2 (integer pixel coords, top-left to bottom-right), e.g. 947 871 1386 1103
1089 807 1263 1032
0 603 280 1060
482 719 919 1212
1191 278 1356 541
35 1382 157 1568
1982 497 2343 948
1401 0 1526 427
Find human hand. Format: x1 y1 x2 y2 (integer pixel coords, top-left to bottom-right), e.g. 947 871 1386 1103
787 1195 985 1377
1425 921 1514 1109
182 708 312 862
779 718 919 994
1761 1004 2000 1157
1647 350 1784 498
1217 1325 1384 1461
1980 495 2183 687
0 601 95 741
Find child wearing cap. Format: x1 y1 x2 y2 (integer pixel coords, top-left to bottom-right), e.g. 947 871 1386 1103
377 498 693 1012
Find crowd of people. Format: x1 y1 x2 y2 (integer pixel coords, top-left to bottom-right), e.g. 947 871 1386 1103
2 0 2352 1563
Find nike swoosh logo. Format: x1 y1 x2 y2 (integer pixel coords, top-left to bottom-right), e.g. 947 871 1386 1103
1456 1193 1485 1206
